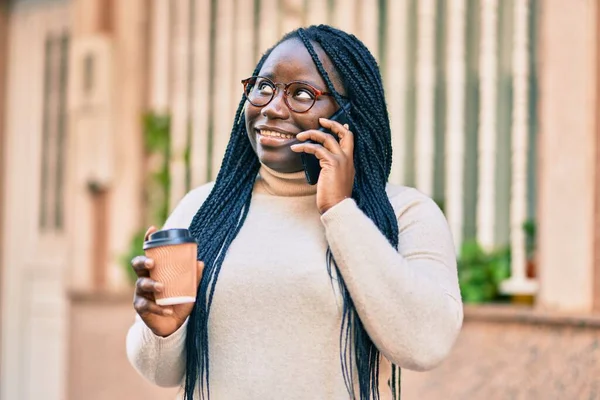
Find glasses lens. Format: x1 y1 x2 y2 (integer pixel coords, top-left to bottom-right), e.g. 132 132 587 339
286 82 317 113
244 77 274 107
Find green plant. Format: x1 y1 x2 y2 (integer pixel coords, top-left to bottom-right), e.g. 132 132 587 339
522 219 536 260
457 240 511 303
121 229 146 284
121 112 172 284
457 220 537 302
143 112 171 223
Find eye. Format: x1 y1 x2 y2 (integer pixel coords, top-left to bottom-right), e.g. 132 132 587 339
292 87 315 101
257 81 274 95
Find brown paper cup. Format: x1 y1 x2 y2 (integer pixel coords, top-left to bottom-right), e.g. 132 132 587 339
144 229 198 306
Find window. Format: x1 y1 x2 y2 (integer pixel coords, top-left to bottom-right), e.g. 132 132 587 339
39 32 69 231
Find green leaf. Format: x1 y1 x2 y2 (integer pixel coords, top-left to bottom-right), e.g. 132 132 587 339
120 229 146 285
121 111 174 285
457 238 515 304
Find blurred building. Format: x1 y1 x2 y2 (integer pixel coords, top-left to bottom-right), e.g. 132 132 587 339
0 0 598 399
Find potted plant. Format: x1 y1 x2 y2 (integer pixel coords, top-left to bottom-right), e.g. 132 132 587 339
457 240 511 303
523 219 536 279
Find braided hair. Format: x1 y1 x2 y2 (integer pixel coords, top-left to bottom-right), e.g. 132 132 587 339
185 25 400 400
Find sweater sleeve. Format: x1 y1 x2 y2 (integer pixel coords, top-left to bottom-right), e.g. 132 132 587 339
320 188 463 371
126 182 215 387
126 315 188 387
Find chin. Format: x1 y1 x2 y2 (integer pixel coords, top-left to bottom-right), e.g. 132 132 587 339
259 157 304 173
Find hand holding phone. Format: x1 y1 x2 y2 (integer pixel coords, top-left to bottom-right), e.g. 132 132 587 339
300 102 352 185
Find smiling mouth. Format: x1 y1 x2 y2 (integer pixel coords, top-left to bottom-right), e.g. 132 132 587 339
257 129 296 140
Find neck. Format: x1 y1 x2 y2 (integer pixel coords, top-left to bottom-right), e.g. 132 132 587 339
255 164 317 197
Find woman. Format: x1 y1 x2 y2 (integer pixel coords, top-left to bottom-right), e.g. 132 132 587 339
127 25 462 400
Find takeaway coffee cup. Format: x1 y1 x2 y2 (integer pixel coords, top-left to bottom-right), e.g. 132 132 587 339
143 228 198 306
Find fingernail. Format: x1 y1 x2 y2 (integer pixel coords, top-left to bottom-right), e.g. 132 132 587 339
154 283 164 292
145 259 154 268
163 308 173 315
343 123 349 129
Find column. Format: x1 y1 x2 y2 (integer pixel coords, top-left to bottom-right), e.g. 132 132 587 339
476 0 498 250
258 0 279 52
445 0 467 250
414 0 436 196
332 0 359 34
211 0 235 178
149 0 170 113
358 0 379 60
386 0 408 185
281 0 304 36
536 0 597 311
169 0 191 207
305 0 328 26
190 0 212 187
500 0 538 296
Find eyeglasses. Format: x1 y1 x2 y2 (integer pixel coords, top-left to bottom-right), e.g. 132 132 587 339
241 76 336 113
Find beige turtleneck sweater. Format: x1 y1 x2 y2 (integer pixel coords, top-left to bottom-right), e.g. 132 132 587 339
126 165 463 399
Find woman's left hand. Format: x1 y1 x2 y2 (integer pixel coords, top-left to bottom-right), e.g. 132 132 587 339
291 118 355 214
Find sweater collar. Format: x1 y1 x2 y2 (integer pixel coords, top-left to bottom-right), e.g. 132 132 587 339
255 164 317 197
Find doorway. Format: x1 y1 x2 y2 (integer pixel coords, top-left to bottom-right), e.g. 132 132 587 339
0 1 71 399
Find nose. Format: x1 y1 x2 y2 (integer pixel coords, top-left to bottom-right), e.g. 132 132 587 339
260 88 290 120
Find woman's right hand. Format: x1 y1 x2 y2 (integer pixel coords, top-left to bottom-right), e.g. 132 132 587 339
131 226 204 337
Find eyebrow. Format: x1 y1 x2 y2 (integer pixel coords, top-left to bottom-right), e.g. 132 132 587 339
258 72 328 92
260 71 275 79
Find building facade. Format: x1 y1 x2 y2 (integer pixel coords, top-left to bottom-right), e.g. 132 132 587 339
0 0 599 399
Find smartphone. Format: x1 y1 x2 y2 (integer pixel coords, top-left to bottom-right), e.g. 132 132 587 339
301 102 352 185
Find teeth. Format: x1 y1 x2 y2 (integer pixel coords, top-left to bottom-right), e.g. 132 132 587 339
260 130 295 139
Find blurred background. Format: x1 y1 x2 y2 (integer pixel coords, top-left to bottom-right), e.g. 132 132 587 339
0 0 599 399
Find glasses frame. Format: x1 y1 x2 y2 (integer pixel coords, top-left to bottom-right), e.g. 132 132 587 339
241 76 338 113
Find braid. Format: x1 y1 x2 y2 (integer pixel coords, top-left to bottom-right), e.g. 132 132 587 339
297 26 400 400
184 25 401 400
183 52 269 400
